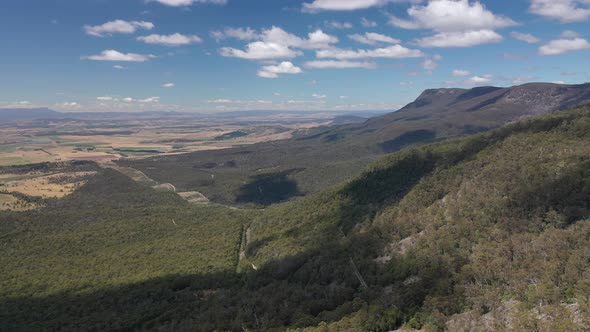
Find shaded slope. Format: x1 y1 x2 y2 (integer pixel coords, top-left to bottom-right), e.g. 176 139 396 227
122 83 590 205
6 106 589 331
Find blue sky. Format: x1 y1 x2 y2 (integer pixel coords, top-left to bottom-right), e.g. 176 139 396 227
0 0 589 112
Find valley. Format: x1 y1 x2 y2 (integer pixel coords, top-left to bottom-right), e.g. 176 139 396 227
4 1 590 330
1 103 589 331
0 110 372 167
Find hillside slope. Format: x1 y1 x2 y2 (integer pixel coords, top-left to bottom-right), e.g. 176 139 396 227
122 83 590 205
2 105 589 331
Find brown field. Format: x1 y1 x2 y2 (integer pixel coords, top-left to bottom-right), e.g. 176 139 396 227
0 193 34 211
0 171 96 199
177 191 210 204
0 114 335 167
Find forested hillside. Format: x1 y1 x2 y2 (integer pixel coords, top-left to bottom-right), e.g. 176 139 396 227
1 106 589 331
122 83 590 206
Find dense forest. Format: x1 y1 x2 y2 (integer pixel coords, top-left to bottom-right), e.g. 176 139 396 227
1 106 590 331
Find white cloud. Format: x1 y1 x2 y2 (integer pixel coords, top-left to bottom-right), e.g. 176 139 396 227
539 37 590 55
218 27 338 60
207 99 273 105
138 33 202 46
139 97 160 103
317 44 424 59
445 74 494 86
303 0 394 12
257 61 303 78
389 1 515 48
361 17 378 27
312 93 327 98
216 26 339 48
389 0 517 32
468 75 493 84
113 65 127 69
452 69 471 76
220 42 301 60
58 102 80 108
153 0 227 7
211 27 259 41
83 50 155 62
421 58 438 70
162 83 175 88
95 96 160 103
416 30 503 47
561 30 581 38
305 60 377 69
510 31 540 43
530 0 590 23
326 20 354 29
339 95 350 99
305 0 427 12
348 32 400 45
260 27 339 49
84 20 153 37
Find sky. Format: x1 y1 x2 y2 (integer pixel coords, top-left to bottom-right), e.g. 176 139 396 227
0 0 589 113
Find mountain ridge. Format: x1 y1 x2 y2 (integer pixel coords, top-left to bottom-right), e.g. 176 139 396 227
123 82 590 205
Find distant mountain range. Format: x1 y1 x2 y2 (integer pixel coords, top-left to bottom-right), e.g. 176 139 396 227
0 108 62 121
0 108 193 121
122 82 590 205
0 107 386 122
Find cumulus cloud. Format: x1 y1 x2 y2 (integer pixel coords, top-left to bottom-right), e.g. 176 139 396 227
219 27 338 60
84 20 154 37
326 20 354 29
468 75 493 84
58 102 80 108
95 96 160 103
539 37 590 55
303 0 394 12
138 33 202 46
348 32 400 45
139 97 160 103
83 50 155 62
510 31 540 43
153 0 227 6
261 27 339 49
452 69 471 76
361 17 378 27
317 44 424 59
304 60 377 69
257 61 303 78
445 74 494 86
389 1 515 48
561 30 581 38
389 0 517 32
415 30 503 48
220 42 301 60
421 58 438 70
210 27 259 41
530 0 590 23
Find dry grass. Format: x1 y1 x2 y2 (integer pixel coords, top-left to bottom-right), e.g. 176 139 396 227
178 191 210 204
0 193 37 211
1 171 96 199
0 116 331 166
